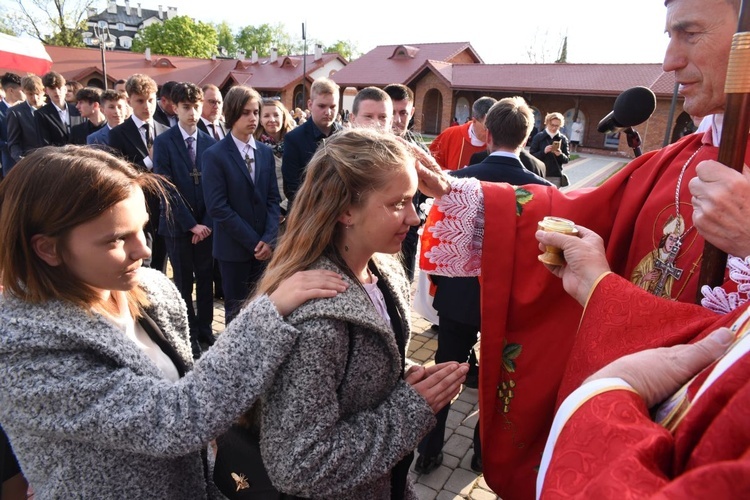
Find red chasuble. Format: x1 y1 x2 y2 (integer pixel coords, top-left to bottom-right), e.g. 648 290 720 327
542 296 750 499
420 132 750 499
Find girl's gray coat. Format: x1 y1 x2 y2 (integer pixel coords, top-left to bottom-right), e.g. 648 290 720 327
0 268 297 499
260 257 436 499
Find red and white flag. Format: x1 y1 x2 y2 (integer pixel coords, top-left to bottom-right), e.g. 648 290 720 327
0 33 52 75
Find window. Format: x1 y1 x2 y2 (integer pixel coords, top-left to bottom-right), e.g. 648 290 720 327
116 22 125 31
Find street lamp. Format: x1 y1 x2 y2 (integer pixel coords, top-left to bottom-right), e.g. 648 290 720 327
91 23 116 90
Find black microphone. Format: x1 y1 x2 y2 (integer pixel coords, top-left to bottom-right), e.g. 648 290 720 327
597 86 657 134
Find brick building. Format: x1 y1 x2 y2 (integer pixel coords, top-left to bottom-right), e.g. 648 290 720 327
333 42 690 156
43 45 346 113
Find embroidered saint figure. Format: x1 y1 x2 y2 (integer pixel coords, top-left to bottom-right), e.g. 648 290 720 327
631 214 686 298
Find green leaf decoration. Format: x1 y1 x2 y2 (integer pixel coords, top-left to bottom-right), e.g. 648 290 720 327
515 188 533 216
502 342 523 373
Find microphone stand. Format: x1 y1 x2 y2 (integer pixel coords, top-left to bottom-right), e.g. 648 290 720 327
624 127 643 157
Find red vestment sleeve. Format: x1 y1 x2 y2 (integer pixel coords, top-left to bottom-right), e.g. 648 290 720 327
542 348 750 499
557 273 736 401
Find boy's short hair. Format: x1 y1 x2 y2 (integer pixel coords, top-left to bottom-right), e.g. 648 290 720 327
125 74 158 97
310 77 339 100
1 72 22 89
383 84 413 104
21 75 44 94
158 81 178 100
352 87 391 115
101 89 128 104
75 87 103 104
170 82 203 105
223 85 262 130
42 71 66 89
484 96 535 150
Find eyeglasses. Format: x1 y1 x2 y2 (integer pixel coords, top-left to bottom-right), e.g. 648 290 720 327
207 99 223 106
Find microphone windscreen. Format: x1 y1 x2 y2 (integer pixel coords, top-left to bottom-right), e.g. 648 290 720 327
613 86 656 127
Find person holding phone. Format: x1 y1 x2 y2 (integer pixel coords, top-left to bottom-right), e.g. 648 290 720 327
530 112 570 187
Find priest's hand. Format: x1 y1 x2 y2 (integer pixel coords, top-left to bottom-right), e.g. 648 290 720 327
535 225 611 305
690 161 750 257
397 137 451 198
584 327 734 408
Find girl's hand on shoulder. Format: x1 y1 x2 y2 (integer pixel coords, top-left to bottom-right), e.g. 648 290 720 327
269 270 348 316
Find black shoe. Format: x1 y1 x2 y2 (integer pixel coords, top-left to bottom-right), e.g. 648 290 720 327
414 452 443 475
429 324 439 332
191 343 202 359
470 453 483 473
464 371 479 389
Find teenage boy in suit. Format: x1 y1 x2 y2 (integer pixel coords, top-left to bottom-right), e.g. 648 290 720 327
70 87 106 145
6 75 45 169
153 82 217 357
0 72 24 176
202 85 281 324
35 71 81 147
416 97 553 476
108 74 169 271
87 90 129 146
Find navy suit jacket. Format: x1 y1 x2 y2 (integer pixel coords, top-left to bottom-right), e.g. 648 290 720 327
454 153 554 186
87 125 111 145
35 102 80 146
108 117 169 170
432 154 552 325
6 102 41 167
152 126 216 237
0 100 12 174
202 135 281 262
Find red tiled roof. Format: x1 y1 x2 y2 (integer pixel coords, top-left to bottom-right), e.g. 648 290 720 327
429 63 676 97
332 42 481 87
44 45 345 90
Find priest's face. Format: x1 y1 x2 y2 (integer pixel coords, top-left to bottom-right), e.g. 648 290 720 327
662 0 737 117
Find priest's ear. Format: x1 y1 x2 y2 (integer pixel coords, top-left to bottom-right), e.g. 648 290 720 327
31 234 62 266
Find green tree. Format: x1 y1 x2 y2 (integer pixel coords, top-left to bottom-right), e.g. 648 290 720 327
555 36 568 64
325 40 359 61
213 21 237 57
236 22 304 57
131 15 218 59
13 0 91 47
236 23 278 57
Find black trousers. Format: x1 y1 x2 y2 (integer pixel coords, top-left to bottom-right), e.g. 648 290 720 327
417 316 481 457
165 235 214 341
219 259 265 325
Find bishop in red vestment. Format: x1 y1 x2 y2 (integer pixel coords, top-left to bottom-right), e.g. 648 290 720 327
420 0 748 492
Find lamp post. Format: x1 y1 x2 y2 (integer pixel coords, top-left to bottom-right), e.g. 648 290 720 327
92 25 116 90
301 22 307 108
